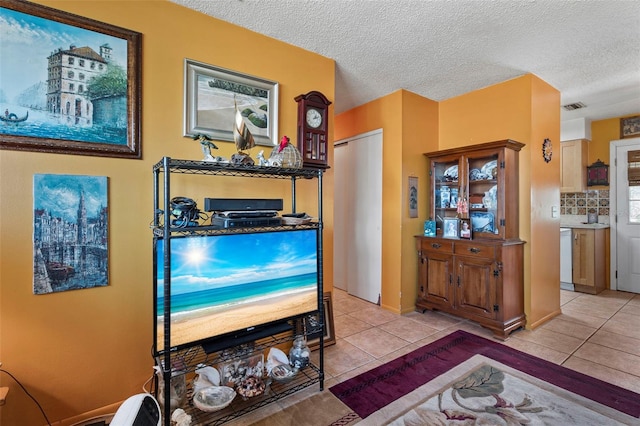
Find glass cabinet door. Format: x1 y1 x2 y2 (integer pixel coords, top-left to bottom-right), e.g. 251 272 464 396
431 155 460 235
464 150 502 239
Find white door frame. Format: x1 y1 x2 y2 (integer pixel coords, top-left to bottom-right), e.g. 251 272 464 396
609 137 640 290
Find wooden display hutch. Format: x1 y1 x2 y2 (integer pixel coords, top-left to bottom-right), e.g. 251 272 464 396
152 157 325 425
415 140 525 340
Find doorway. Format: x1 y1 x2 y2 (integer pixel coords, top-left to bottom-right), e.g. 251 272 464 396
610 137 640 293
333 129 382 304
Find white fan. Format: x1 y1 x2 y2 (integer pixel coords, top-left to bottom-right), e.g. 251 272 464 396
110 393 161 426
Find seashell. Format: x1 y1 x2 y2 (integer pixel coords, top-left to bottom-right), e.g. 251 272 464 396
195 365 220 387
266 347 289 374
193 386 236 412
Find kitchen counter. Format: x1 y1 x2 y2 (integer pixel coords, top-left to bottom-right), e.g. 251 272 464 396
560 223 610 229
560 215 610 229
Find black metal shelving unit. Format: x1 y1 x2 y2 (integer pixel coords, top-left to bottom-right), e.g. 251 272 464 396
152 157 325 426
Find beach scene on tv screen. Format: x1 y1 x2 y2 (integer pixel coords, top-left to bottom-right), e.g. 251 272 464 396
156 229 318 350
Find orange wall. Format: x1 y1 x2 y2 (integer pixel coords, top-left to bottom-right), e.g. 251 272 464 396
591 113 640 165
334 90 439 313
400 92 439 312
528 76 563 327
336 76 561 326
0 1 335 423
440 74 561 328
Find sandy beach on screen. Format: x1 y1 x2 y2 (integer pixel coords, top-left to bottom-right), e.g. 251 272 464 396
157 290 317 349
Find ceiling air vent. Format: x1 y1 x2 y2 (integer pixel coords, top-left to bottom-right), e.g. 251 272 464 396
562 102 587 111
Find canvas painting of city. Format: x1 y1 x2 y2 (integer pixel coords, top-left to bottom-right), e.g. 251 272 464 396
33 174 108 294
0 1 141 158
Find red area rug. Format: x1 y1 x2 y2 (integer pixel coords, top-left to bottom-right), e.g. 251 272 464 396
329 330 640 421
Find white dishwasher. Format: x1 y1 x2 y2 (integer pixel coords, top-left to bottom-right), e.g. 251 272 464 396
560 228 574 291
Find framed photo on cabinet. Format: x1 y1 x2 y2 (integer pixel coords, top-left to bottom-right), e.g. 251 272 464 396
460 218 472 239
443 218 459 238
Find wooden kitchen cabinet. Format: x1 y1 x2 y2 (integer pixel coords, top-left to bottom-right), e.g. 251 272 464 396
572 228 606 294
560 139 588 193
416 140 526 340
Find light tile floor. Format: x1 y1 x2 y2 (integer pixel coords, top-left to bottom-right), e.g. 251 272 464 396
322 288 640 395
234 288 640 425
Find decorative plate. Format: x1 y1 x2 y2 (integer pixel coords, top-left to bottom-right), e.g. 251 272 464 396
481 160 497 178
443 165 458 180
542 138 552 163
469 168 489 181
471 211 495 233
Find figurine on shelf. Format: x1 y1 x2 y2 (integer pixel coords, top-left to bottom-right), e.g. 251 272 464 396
456 192 468 217
270 136 302 168
257 150 268 166
193 134 218 162
232 97 256 165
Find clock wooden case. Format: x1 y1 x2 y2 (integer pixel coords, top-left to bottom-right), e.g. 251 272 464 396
295 91 331 168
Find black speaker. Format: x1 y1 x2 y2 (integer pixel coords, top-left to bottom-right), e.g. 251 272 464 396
204 198 283 212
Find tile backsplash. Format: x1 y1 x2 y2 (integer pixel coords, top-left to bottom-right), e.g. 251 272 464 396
561 190 609 216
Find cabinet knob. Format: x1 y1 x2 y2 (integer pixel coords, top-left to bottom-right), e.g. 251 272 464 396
431 243 441 249
468 247 481 254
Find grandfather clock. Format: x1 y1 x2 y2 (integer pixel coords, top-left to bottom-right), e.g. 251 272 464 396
295 91 331 168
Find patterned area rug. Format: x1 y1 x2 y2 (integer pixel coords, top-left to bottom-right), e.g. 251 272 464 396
330 330 640 425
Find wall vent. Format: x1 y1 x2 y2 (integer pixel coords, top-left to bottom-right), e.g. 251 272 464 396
562 102 587 111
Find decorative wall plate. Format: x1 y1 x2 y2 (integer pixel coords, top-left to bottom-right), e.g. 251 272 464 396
443 165 458 180
481 160 497 177
542 138 552 163
471 211 495 233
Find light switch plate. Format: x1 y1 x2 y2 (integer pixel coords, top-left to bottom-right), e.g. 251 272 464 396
551 205 559 218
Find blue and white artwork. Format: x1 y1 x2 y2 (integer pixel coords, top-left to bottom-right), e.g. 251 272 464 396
0 6 129 145
33 174 108 294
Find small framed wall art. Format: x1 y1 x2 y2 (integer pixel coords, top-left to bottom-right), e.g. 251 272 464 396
408 176 418 218
621 115 640 139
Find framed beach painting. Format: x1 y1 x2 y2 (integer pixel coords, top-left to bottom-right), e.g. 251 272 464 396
184 59 279 147
0 0 141 158
33 174 108 294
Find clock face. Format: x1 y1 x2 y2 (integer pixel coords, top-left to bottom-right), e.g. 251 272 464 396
306 108 323 128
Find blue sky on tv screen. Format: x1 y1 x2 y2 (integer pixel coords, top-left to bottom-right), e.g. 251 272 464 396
157 230 317 296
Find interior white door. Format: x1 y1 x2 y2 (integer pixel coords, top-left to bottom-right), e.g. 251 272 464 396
333 130 383 304
611 138 640 293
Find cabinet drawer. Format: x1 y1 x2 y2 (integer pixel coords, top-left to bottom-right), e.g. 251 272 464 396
420 239 454 254
454 242 495 259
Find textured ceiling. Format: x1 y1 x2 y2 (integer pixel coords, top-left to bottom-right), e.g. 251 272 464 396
171 0 640 124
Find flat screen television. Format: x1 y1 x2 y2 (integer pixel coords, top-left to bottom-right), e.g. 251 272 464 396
154 228 318 354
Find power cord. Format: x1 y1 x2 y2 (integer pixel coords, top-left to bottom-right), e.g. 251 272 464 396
0 367 52 426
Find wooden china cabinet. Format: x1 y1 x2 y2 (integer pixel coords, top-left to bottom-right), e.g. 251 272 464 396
415 139 525 340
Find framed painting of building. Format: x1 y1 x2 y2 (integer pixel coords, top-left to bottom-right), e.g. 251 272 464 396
0 0 141 158
33 174 108 294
